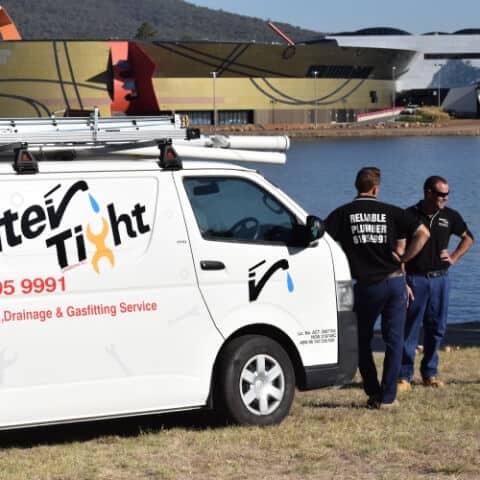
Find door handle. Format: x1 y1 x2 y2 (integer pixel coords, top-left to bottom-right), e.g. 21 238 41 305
200 260 225 270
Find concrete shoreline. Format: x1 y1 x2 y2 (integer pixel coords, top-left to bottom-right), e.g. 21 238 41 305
203 119 480 139
374 322 480 351
439 322 480 347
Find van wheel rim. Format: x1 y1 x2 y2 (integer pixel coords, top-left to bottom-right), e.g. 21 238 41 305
239 353 285 416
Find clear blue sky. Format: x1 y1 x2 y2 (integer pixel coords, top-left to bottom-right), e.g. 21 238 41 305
191 0 480 34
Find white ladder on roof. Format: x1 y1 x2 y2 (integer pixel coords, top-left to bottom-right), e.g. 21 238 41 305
0 108 189 146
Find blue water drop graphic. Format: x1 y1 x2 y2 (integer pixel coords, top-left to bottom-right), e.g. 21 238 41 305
88 194 100 213
286 272 295 293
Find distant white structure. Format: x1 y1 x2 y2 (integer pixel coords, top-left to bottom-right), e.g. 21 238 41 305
442 85 480 117
326 28 480 116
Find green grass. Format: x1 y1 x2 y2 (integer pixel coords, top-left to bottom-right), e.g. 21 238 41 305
398 106 451 124
0 348 479 480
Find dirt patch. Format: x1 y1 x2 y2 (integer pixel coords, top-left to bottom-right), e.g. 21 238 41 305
202 119 480 139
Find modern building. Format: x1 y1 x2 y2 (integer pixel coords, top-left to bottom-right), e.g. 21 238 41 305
328 28 480 116
0 38 413 124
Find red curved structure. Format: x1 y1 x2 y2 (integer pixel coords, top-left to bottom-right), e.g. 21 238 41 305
0 6 21 40
108 41 159 115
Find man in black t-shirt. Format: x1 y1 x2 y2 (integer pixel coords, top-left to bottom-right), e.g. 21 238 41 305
398 175 474 391
326 167 429 409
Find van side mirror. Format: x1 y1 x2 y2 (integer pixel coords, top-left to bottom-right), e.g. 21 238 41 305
306 215 325 243
289 215 325 247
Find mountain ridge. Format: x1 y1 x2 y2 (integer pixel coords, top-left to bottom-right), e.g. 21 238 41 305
1 0 322 42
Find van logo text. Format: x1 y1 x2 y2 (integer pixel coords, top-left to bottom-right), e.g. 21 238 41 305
0 181 151 272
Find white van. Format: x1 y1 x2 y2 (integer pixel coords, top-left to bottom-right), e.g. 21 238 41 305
0 137 357 429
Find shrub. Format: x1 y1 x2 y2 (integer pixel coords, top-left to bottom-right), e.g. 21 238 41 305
415 107 450 122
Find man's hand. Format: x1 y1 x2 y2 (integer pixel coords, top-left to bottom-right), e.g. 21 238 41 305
440 249 454 265
406 284 415 307
392 250 402 264
442 233 474 266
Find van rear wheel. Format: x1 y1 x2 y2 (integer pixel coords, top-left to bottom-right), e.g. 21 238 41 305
217 335 295 426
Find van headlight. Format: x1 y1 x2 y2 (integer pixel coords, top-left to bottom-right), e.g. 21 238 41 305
336 281 354 311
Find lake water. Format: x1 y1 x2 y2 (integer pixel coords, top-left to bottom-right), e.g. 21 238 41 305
250 136 480 325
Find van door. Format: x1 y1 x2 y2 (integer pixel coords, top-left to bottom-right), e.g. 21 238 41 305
175 171 338 368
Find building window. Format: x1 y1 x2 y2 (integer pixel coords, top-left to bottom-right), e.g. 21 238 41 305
218 110 252 125
178 111 212 125
425 53 480 60
178 110 253 125
307 65 373 78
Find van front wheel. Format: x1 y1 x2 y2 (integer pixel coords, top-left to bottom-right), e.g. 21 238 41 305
217 335 295 425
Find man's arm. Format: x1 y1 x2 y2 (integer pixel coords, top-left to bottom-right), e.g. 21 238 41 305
394 238 415 305
395 238 415 305
440 231 474 265
393 238 406 267
395 238 406 257
401 224 430 263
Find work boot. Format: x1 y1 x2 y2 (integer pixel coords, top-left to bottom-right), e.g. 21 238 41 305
423 376 445 388
366 397 399 409
366 396 380 409
378 400 399 410
397 379 412 393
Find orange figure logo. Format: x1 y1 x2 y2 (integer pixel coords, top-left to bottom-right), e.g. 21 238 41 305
86 217 115 273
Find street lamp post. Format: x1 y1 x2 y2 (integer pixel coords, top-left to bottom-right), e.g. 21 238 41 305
210 71 217 131
313 70 319 127
270 99 276 124
476 84 480 118
434 63 442 108
392 66 396 111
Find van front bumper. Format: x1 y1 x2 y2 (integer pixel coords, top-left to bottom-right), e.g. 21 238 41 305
299 311 358 391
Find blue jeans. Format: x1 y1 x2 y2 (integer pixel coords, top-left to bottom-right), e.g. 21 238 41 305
354 275 407 404
399 273 450 381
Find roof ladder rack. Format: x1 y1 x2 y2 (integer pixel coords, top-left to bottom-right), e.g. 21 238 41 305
0 109 290 168
0 108 199 146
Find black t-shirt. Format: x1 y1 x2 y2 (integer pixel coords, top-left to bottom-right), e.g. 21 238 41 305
325 196 419 284
405 202 469 274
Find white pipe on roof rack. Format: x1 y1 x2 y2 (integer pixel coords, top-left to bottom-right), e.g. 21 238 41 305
118 145 287 164
178 145 286 164
11 144 287 164
176 135 290 152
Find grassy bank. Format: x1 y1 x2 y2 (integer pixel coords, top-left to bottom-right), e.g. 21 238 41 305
1 348 479 480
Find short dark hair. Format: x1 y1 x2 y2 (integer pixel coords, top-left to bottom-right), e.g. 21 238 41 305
423 175 448 192
355 167 381 193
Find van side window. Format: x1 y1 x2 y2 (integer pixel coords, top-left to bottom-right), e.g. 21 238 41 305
184 177 298 244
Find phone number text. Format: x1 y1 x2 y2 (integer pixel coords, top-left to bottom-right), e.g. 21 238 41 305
0 277 66 295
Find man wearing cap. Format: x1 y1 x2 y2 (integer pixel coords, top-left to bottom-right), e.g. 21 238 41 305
325 167 430 409
398 175 474 391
